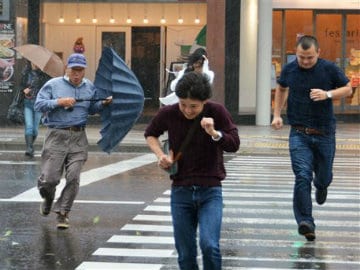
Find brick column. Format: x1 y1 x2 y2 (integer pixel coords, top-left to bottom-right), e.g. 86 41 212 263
206 0 225 104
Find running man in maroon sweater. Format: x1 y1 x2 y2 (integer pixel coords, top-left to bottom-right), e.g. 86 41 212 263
145 72 240 270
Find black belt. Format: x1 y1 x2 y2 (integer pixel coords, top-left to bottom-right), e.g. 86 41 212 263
52 126 85 132
292 126 323 135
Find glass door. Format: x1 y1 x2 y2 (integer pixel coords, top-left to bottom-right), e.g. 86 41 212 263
96 26 131 67
131 27 160 110
315 11 360 112
315 13 342 63
344 14 360 111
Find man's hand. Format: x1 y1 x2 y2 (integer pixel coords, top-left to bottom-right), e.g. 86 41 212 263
271 116 283 130
310 88 327 101
200 117 218 138
23 87 31 97
158 150 174 170
102 96 113 106
57 97 76 108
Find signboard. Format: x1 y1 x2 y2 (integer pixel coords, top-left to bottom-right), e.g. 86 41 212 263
0 0 10 21
0 23 15 93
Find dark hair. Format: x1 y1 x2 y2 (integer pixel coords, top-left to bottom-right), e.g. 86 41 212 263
296 35 319 51
185 48 207 72
175 71 212 101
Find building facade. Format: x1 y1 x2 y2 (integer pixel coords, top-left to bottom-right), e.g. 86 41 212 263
0 0 359 125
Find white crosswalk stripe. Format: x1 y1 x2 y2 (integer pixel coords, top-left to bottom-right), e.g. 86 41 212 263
76 154 360 270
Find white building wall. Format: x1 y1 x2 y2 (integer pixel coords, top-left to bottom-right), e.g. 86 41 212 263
41 2 206 82
43 24 97 79
256 0 273 125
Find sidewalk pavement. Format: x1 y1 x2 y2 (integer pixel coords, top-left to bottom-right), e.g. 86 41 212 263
0 123 359 155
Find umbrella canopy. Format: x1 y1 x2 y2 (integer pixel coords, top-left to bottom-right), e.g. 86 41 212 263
14 44 65 77
94 47 144 153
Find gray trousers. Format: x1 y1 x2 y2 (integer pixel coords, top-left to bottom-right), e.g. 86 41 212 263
38 128 88 213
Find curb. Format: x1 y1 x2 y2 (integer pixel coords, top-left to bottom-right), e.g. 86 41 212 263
0 142 150 153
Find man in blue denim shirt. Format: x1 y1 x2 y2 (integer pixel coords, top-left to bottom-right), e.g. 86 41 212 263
271 35 352 241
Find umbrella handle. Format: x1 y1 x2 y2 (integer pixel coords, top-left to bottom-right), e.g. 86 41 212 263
76 98 107 102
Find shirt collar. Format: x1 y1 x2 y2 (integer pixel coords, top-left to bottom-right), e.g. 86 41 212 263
63 75 84 87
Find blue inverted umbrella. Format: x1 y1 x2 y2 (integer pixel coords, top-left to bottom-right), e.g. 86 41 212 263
94 47 144 153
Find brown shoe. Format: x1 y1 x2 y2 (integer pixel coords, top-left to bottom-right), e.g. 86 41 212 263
56 212 69 229
298 221 316 241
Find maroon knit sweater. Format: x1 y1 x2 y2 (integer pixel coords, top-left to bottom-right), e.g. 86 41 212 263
144 101 240 186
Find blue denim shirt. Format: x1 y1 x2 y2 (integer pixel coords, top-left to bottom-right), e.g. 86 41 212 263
278 58 349 134
34 76 104 128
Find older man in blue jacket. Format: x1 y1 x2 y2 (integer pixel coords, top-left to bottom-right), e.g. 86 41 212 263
35 53 111 229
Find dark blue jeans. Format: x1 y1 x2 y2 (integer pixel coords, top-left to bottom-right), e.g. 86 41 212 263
289 128 335 228
170 186 222 270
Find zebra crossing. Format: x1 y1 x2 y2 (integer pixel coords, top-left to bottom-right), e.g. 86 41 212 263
76 153 360 270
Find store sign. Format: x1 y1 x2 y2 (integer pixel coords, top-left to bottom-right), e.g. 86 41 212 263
0 23 15 93
324 28 360 41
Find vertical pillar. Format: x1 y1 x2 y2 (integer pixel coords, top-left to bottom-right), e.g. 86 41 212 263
206 0 225 104
225 0 240 117
239 0 258 114
28 0 40 44
256 0 273 125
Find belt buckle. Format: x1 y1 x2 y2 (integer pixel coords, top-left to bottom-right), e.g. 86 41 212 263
69 126 81 131
305 128 310 134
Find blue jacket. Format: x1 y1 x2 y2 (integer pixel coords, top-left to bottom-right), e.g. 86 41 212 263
35 76 104 128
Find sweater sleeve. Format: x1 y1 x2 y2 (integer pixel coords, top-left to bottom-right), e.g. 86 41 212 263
210 103 240 153
144 106 170 138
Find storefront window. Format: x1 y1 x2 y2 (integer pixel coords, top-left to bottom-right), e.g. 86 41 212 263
284 10 313 56
345 14 360 108
101 32 126 60
316 13 342 63
316 13 343 107
316 12 360 109
272 10 282 78
272 9 359 112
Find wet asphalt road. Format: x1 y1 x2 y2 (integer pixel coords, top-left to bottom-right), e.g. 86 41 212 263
0 125 359 270
0 151 170 270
